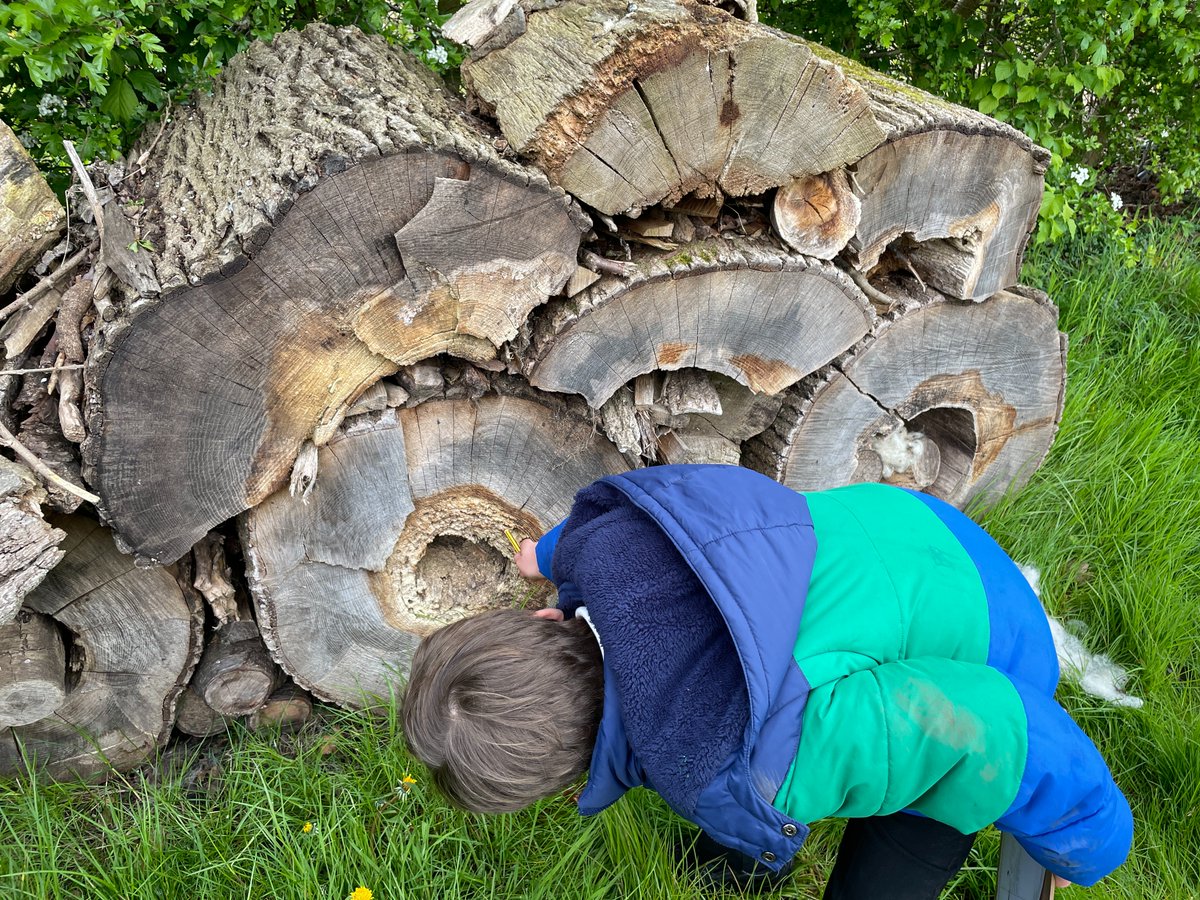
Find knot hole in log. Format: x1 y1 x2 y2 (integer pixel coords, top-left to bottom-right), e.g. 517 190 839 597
374 486 554 636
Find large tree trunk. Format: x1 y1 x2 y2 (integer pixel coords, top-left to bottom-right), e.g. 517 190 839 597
83 24 588 567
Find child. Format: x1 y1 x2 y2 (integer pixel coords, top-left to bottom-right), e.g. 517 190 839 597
403 464 1133 898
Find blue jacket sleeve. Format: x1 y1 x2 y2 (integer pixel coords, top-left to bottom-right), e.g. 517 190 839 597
997 674 1134 887
535 520 566 581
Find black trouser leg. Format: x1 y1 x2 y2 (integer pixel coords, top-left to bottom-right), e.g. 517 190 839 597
823 813 977 900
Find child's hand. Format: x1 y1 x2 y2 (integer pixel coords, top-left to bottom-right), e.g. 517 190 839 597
514 538 544 580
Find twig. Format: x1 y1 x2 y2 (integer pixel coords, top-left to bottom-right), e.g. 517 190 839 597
581 250 638 278
0 364 84 377
0 245 91 324
56 277 95 363
46 351 68 396
132 101 172 171
848 268 900 311
0 420 100 504
63 140 106 243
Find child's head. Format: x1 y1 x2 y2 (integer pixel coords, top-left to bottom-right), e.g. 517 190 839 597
402 608 604 813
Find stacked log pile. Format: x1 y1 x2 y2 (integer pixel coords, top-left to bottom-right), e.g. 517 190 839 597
0 0 1065 777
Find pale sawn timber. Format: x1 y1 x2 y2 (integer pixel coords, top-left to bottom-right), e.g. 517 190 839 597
744 281 1066 509
84 24 588 567
242 394 626 707
0 610 66 727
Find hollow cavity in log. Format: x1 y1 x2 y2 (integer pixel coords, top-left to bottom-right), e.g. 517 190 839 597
744 282 1066 509
243 396 627 707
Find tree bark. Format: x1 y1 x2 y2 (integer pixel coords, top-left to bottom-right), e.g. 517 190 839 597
0 458 66 625
0 119 66 296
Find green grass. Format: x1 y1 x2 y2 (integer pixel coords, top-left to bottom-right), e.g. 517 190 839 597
1 219 1198 899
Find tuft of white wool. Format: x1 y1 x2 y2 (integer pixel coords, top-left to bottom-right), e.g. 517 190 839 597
871 425 928 479
1018 564 1145 709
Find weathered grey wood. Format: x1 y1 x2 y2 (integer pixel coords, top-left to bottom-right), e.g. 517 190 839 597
242 395 626 707
192 533 238 625
192 619 282 716
0 515 198 778
84 24 588 567
460 0 883 214
0 459 66 625
17 392 84 514
523 239 874 408
772 169 860 259
744 281 1066 509
1 284 60 358
174 685 232 738
847 130 1044 299
0 609 66 727
0 119 66 295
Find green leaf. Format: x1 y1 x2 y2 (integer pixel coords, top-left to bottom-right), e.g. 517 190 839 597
127 69 164 104
99 77 138 121
1017 85 1039 104
992 80 1011 99
995 60 1014 80
1091 42 1108 65
978 94 999 114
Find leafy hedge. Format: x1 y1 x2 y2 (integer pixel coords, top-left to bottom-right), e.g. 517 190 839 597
761 0 1200 243
0 0 460 195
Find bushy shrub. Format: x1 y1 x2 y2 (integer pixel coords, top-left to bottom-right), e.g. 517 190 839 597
0 0 461 194
761 0 1200 243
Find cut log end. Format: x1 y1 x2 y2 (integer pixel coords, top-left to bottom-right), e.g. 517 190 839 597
772 169 861 259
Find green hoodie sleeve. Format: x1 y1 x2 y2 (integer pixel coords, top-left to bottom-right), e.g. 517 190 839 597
775 657 1028 834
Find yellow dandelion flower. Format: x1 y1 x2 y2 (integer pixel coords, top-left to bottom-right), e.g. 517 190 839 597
349 887 373 900
302 822 313 833
400 773 417 792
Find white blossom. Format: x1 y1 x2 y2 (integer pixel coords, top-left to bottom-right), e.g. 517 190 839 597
17 132 36 149
425 43 448 65
1162 129 1170 138
37 93 66 117
1070 165 1089 185
1110 192 1124 211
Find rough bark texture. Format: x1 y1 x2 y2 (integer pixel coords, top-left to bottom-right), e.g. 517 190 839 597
0 457 66 625
0 515 199 778
459 0 884 214
84 24 589 567
242 393 626 705
521 238 875 407
0 120 66 296
744 280 1066 509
